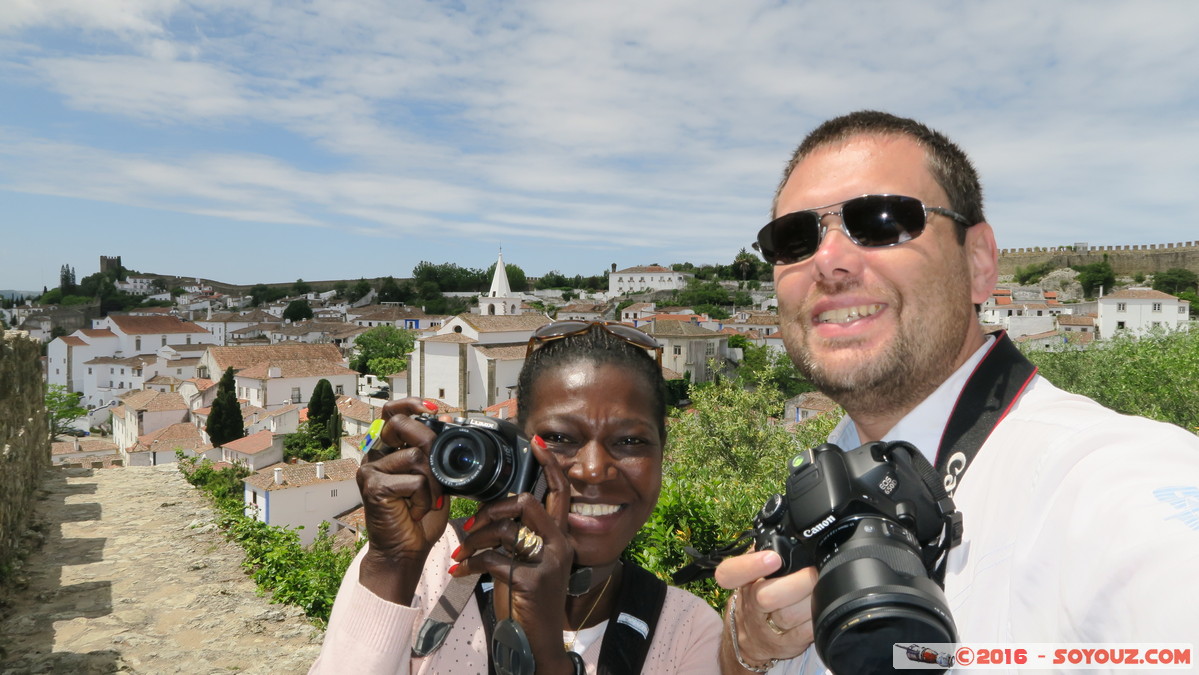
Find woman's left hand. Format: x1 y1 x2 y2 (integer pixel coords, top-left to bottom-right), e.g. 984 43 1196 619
448 436 578 672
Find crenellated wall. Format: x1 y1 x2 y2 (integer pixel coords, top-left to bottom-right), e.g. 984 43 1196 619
997 241 1199 277
0 331 49 574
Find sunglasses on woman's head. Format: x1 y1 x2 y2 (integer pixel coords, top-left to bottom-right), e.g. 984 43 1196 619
752 194 975 266
526 320 663 365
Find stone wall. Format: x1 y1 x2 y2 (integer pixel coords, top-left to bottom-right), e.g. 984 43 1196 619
0 331 49 574
997 241 1199 277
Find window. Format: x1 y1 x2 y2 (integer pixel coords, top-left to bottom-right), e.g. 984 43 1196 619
291 387 301 404
1117 321 1126 330
177 369 183 375
706 342 715 356
439 388 446 398
88 368 92 374
331 489 339 498
1182 306 1189 314
162 336 167 346
673 345 682 356
335 385 344 395
1152 303 1162 312
1117 303 1126 312
1152 321 1161 327
135 337 141 350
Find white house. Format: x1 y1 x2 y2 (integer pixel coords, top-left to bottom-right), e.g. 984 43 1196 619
46 314 215 407
110 389 190 451
232 358 359 410
608 265 691 296
407 312 550 411
783 391 839 425
196 343 347 381
335 395 381 436
641 319 729 384
244 403 301 436
242 459 362 546
348 304 448 331
194 308 279 346
555 303 607 322
220 429 284 471
1097 289 1191 338
125 421 210 466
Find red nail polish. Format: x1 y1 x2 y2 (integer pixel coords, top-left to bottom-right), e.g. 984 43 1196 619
533 435 546 449
451 545 461 559
423 399 438 412
464 516 475 531
448 563 460 575
435 496 444 510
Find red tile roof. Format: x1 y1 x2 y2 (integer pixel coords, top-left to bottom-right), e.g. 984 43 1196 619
221 429 275 454
108 315 210 335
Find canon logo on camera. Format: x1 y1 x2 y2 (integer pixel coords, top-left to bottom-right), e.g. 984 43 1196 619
942 452 969 496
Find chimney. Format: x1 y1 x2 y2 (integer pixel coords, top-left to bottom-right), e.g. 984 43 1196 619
273 467 283 485
316 461 325 480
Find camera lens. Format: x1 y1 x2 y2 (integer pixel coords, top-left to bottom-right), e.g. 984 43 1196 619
440 440 483 479
810 516 956 674
428 427 514 502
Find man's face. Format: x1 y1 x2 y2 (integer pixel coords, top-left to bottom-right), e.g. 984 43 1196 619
772 134 990 416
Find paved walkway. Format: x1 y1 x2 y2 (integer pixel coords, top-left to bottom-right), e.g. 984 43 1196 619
1 465 325 674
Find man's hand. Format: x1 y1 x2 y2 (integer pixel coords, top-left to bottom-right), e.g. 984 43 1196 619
716 550 818 672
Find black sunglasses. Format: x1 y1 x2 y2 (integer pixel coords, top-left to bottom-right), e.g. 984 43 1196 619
753 194 975 266
526 320 663 365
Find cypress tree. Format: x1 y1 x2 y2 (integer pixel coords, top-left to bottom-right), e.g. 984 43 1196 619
207 367 245 447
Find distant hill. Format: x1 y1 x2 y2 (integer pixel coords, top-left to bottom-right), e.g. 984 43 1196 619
1 290 40 300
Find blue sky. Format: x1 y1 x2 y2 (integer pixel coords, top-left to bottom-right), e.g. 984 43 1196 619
2 1 1198 292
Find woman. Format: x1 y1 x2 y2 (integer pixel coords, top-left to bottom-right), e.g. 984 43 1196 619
311 322 721 673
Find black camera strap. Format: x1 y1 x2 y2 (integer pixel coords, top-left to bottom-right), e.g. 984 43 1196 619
935 330 1037 498
475 560 667 675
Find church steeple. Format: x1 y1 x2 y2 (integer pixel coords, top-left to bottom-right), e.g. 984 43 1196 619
488 247 512 298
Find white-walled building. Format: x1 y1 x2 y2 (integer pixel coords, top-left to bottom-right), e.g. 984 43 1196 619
125 421 209 466
110 389 190 451
46 315 215 407
641 319 729 384
242 459 361 546
220 429 284 471
407 313 550 411
608 266 691 296
233 359 359 410
477 250 525 316
1097 289 1190 338
195 308 280 346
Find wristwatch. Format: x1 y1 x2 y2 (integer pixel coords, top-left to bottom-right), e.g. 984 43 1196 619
567 651 586 675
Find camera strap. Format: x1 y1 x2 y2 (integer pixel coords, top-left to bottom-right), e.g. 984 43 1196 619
935 330 1037 498
476 560 667 675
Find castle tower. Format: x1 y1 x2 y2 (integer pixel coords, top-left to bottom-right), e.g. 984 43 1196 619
478 248 521 316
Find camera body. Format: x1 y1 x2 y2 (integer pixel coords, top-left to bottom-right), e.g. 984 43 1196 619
418 414 544 503
751 441 962 674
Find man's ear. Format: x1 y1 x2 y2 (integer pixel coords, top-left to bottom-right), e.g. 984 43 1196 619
965 222 999 305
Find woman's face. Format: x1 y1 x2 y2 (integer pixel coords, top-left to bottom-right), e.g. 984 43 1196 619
522 360 664 567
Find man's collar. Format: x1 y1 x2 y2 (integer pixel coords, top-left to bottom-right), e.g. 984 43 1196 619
829 335 996 463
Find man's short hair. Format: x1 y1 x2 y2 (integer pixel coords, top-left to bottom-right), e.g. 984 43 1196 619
772 110 985 241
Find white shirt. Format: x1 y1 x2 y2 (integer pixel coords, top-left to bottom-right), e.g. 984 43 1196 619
777 341 1199 674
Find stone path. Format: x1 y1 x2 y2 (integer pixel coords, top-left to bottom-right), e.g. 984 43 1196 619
1 465 325 674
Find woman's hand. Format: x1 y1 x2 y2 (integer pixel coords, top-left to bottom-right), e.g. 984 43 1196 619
356 398 449 605
448 437 579 673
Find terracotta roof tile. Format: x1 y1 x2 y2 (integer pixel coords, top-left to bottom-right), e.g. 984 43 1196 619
457 314 552 332
236 359 358 379
1103 289 1180 300
108 315 210 335
243 457 360 491
335 396 379 424
221 429 275 454
207 343 345 372
133 422 210 453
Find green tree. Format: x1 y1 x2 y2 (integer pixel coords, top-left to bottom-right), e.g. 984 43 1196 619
486 262 528 292
333 281 348 298
283 299 314 322
1073 259 1116 298
535 270 570 290
46 384 88 439
347 278 372 303
732 248 761 282
151 277 168 293
1178 291 1199 317
207 367 246 447
294 278 312 296
1152 268 1199 295
352 325 416 376
283 421 340 462
59 264 77 295
377 276 409 303
307 379 342 446
1015 261 1056 285
1023 328 1199 431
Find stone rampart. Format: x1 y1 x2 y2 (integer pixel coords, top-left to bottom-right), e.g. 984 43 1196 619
997 242 1199 277
0 331 49 573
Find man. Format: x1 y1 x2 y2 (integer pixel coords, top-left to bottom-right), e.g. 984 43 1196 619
715 111 1199 673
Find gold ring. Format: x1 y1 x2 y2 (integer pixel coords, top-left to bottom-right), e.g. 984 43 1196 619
765 612 787 636
513 525 543 560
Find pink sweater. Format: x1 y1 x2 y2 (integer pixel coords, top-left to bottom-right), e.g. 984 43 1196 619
310 527 722 674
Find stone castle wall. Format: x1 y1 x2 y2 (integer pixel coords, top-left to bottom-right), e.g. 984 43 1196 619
997 241 1199 277
0 331 49 574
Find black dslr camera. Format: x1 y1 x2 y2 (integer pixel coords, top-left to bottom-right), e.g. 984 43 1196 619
751 441 962 674
417 415 545 503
